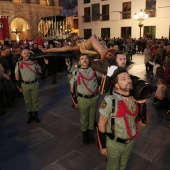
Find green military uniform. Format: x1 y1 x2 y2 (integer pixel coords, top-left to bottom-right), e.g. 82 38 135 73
15 60 41 115
70 67 99 131
70 66 99 144
99 93 138 170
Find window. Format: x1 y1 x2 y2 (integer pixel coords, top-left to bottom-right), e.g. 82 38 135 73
84 7 91 22
101 28 110 39
102 4 109 21
122 2 131 19
121 27 131 38
12 0 22 2
73 19 78 29
92 3 100 21
84 0 90 3
40 0 48 5
145 0 156 17
84 29 92 39
144 26 156 38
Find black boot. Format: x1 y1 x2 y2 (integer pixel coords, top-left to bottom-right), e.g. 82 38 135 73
82 131 89 145
88 129 95 144
27 112 34 124
34 111 41 123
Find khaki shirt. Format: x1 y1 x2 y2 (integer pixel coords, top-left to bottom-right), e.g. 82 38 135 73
70 67 99 95
99 93 137 139
15 60 41 82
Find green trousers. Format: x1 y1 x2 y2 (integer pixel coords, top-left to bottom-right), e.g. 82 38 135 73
106 136 135 170
78 95 99 131
21 82 39 113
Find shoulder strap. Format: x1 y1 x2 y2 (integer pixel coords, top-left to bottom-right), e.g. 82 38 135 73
18 62 22 79
111 96 116 134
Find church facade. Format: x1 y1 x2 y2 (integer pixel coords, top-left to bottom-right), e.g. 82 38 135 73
0 0 63 41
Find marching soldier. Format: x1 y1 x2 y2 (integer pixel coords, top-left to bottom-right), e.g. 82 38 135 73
97 68 147 170
15 49 47 124
70 53 101 144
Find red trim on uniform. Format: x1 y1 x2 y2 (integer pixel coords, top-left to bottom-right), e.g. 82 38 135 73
77 70 98 94
116 100 139 138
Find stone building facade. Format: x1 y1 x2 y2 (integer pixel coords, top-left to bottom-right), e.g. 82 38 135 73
0 0 62 41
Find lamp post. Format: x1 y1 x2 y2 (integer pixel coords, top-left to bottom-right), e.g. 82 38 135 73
134 9 148 38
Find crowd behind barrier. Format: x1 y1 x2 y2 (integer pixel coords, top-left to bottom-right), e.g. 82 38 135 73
0 36 170 124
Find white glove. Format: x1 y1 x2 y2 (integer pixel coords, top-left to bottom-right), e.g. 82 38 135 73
107 65 118 77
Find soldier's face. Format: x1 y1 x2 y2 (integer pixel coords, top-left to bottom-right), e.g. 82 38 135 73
116 72 132 92
79 55 89 68
22 50 30 61
116 54 126 68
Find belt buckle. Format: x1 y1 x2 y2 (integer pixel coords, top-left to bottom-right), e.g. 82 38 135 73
30 81 32 84
125 139 130 144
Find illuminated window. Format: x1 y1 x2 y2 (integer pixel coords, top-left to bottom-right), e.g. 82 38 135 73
12 0 22 2
40 0 48 5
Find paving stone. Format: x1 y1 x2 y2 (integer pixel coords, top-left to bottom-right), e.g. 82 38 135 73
42 118 79 138
153 147 170 170
42 149 99 170
139 124 170 145
32 138 75 164
132 135 165 162
0 151 46 170
18 127 55 149
0 138 27 162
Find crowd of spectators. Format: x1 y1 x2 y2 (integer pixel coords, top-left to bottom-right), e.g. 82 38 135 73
0 36 170 119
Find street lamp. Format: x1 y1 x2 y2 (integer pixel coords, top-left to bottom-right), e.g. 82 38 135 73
134 9 148 38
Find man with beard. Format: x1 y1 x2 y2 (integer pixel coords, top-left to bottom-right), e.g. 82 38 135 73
70 53 100 144
97 68 145 170
99 51 153 126
99 51 126 94
15 49 47 124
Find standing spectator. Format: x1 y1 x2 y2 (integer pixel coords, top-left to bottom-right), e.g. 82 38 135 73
5 47 15 81
144 44 152 72
70 54 100 144
15 49 44 124
148 58 161 79
154 44 164 61
0 63 10 114
32 43 42 54
0 49 11 73
163 55 170 86
65 56 79 108
47 43 58 83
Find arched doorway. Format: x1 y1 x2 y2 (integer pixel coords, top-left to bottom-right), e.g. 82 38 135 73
10 17 31 42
